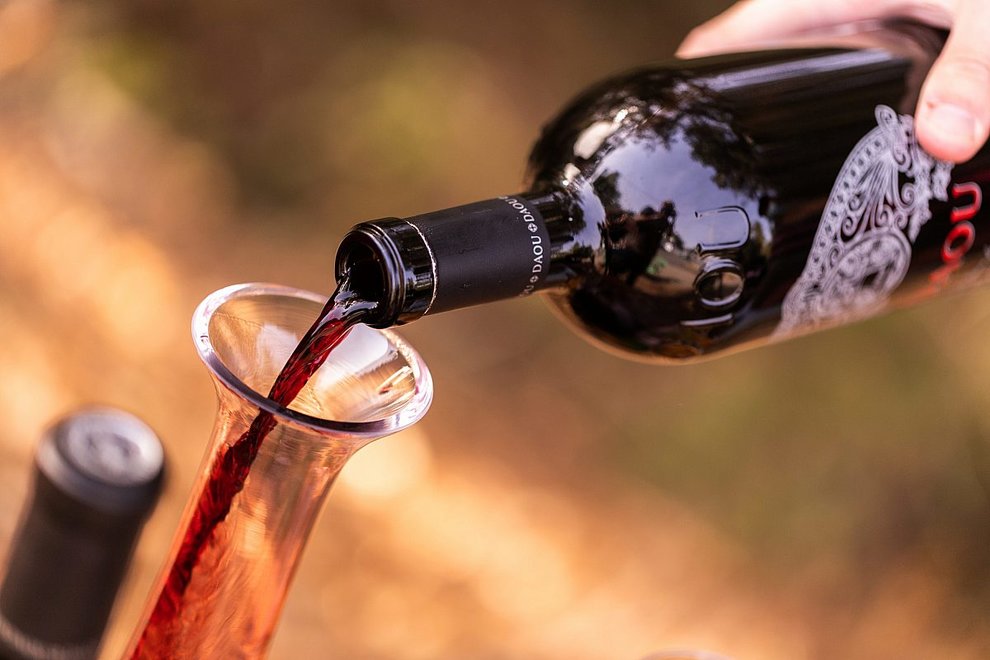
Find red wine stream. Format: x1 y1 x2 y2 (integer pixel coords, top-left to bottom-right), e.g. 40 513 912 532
132 279 374 653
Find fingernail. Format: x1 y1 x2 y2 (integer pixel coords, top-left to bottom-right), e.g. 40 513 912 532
927 103 982 146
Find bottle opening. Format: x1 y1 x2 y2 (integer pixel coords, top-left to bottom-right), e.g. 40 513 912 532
339 241 389 310
335 220 435 327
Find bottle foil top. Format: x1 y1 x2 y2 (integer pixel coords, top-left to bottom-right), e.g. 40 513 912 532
34 408 165 518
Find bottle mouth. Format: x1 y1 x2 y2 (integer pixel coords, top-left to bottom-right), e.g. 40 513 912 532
335 223 405 328
335 220 436 327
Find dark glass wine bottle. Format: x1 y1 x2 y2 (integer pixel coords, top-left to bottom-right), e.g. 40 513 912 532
0 408 165 660
334 21 989 361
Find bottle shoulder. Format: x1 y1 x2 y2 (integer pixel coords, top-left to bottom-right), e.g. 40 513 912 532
526 37 931 189
527 18 945 188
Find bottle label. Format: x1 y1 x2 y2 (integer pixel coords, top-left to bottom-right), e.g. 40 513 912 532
497 196 551 296
774 105 954 337
409 196 551 314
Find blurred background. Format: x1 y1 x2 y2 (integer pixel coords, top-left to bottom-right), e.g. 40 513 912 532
1 0 989 658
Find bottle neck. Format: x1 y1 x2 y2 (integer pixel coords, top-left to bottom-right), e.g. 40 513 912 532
335 191 573 326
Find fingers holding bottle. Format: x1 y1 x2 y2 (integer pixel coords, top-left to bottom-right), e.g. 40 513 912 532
915 1 990 163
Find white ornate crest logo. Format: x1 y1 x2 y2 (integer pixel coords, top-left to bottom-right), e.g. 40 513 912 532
775 105 953 337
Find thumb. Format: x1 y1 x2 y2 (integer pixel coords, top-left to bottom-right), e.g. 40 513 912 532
915 2 990 163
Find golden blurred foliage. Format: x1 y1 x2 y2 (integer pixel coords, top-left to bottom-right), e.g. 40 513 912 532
0 1 989 659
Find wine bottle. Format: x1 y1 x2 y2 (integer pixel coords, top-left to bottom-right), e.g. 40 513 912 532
0 409 165 660
334 21 989 361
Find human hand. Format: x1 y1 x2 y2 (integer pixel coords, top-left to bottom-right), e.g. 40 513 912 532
678 0 990 164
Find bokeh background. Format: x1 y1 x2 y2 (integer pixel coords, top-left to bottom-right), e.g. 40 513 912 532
1 1 990 658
